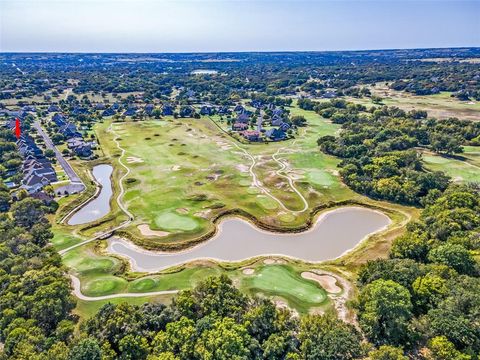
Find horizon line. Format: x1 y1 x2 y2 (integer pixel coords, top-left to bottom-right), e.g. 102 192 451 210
1 45 479 56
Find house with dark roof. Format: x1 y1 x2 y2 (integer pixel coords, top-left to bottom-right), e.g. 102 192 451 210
59 122 81 139
67 137 93 157
236 113 250 124
200 105 215 116
265 128 286 141
52 113 67 127
102 107 116 117
48 104 61 113
123 105 137 117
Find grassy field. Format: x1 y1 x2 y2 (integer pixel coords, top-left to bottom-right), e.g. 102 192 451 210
345 83 480 121
422 149 480 183
87 105 359 250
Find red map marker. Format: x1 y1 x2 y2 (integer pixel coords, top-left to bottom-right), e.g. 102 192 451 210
15 118 21 139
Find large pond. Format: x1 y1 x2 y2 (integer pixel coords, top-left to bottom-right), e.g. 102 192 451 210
108 207 390 272
68 164 113 225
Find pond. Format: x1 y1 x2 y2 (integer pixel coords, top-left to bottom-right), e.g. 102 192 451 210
191 69 218 75
68 164 113 225
108 207 390 272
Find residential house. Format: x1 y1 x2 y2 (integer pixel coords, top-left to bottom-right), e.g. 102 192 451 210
48 104 61 113
59 122 82 139
67 137 93 157
241 130 261 142
265 128 286 141
123 105 137 117
102 107 116 117
232 122 249 131
200 105 215 116
52 113 66 127
236 113 250 124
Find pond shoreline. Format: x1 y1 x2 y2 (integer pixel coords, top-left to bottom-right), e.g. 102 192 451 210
108 206 391 273
67 164 113 225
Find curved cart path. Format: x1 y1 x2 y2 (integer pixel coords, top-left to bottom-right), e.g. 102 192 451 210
272 147 309 213
229 140 308 213
59 123 134 254
70 275 178 301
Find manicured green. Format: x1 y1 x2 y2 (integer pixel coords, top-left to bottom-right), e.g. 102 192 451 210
240 265 328 311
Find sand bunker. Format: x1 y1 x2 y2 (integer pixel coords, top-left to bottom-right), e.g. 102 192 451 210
242 268 255 275
137 224 169 237
126 156 144 164
235 164 249 173
301 272 342 293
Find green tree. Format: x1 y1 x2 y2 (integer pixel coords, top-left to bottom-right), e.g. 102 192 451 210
427 336 471 360
298 314 363 360
357 279 413 346
118 334 149 360
428 244 477 275
69 338 102 360
368 345 408 360
194 317 253 360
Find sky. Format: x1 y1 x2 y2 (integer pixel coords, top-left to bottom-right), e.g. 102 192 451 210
0 0 479 53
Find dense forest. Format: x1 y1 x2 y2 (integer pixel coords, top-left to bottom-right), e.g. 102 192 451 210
1 186 478 359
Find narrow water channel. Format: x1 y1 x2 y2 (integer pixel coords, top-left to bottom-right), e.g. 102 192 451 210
68 164 113 225
108 207 391 272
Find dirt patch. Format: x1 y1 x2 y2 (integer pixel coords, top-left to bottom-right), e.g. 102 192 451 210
309 307 325 315
194 209 212 219
126 156 144 164
137 224 169 237
171 165 181 171
274 300 299 317
176 208 189 214
263 258 286 265
301 272 342 293
242 268 255 275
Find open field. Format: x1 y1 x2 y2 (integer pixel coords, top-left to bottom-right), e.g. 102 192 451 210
345 83 480 121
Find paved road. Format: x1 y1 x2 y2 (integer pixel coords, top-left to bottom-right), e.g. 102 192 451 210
33 120 85 188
